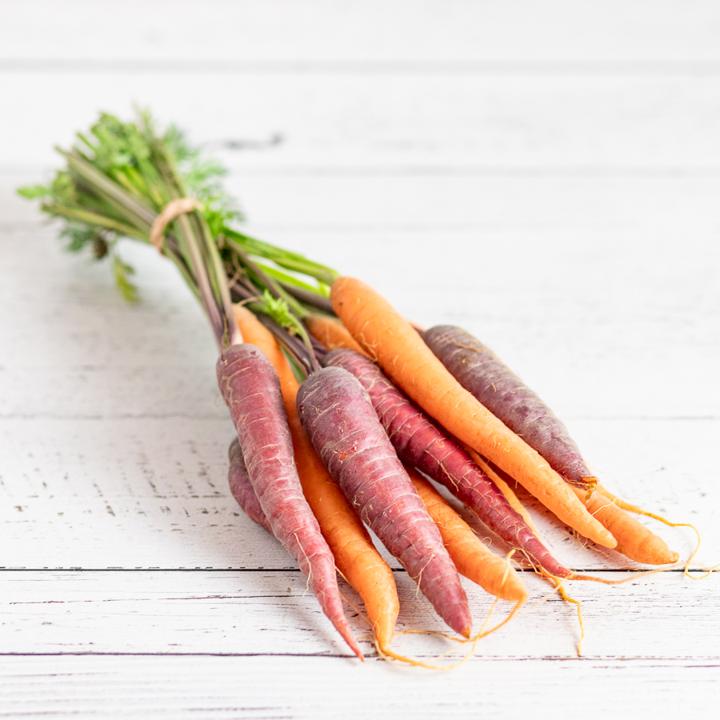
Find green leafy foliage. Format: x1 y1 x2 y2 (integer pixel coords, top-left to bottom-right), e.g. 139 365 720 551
259 289 297 331
60 224 105 254
79 113 151 176
112 254 139 303
16 184 51 200
163 122 241 235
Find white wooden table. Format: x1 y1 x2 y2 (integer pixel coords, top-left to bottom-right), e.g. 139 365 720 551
1 2 719 717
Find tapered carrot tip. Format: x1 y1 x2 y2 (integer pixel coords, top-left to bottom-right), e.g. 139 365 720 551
344 629 365 661
326 603 364 660
591 524 618 549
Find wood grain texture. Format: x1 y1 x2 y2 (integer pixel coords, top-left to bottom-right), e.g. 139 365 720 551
1 570 719 660
0 655 716 720
2 1 720 717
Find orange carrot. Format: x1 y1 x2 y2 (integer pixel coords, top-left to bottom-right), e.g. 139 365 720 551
306 314 367 355
575 487 678 565
331 277 616 550
233 306 399 648
409 469 527 603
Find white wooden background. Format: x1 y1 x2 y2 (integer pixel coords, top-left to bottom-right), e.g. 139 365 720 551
1 1 720 717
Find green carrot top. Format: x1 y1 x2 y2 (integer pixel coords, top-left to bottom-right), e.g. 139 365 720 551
19 109 336 357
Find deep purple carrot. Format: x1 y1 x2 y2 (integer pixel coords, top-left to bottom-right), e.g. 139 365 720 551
228 439 271 532
324 348 571 579
297 366 473 637
217 344 362 659
423 325 596 491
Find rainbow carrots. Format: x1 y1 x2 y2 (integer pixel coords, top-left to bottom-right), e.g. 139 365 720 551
323 347 572 578
298 366 473 637
28 109 692 663
234 306 400 650
421 324 679 567
217 345 362 658
331 276 617 550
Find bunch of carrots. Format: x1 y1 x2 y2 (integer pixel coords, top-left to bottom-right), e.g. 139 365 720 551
21 111 697 665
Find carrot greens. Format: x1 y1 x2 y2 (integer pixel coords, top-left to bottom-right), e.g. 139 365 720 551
19 111 334 339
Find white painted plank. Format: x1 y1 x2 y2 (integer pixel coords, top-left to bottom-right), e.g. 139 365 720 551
2 1 720 65
0 655 718 720
3 73 720 170
1 571 719 659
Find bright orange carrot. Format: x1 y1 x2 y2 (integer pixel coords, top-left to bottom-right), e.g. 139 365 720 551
574 487 678 565
331 277 616 550
233 306 399 648
409 469 527 603
306 314 367 355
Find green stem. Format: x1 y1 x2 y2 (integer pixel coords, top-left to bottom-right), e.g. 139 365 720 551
224 228 338 286
177 213 224 344
230 246 308 319
281 283 334 315
42 204 146 239
199 213 240 345
61 150 156 227
252 260 326 294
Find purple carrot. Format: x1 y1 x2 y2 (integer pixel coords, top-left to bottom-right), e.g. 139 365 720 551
228 439 271 532
297 366 473 637
217 344 362 659
423 325 595 491
324 348 571 579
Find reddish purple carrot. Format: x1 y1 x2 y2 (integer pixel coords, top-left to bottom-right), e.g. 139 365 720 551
217 344 362 659
423 325 596 491
323 348 571 579
297 365 472 637
228 439 271 532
